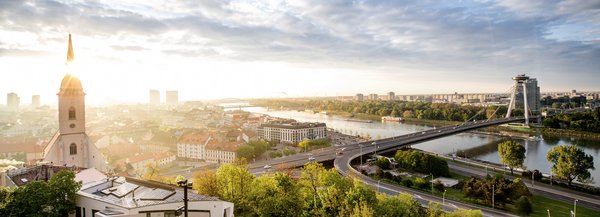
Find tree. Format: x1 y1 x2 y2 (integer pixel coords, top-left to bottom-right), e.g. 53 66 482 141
215 163 255 214
403 110 415 118
547 145 595 186
142 161 161 180
247 140 270 157
0 187 11 215
4 171 81 217
497 141 526 175
375 193 422 217
247 173 302 217
515 196 532 215
47 170 82 217
6 181 52 217
236 144 255 160
426 202 444 217
193 170 220 197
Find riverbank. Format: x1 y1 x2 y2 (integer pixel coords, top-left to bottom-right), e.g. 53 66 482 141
541 128 600 140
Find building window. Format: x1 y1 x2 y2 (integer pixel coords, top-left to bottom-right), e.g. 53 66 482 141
70 143 77 155
69 107 76 120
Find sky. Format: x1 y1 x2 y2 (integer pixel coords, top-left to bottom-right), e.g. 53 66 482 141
1 0 599 105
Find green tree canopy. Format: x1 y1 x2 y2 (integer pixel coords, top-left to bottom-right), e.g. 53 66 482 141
2 170 81 217
497 141 526 175
547 145 595 186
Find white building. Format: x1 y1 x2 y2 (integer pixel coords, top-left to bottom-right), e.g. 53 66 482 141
149 89 160 105
166 91 178 105
258 122 327 144
177 132 238 164
120 152 176 177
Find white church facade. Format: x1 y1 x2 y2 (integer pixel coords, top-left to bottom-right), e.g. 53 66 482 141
42 34 107 172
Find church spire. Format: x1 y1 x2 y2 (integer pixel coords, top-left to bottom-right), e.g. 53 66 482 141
66 34 74 64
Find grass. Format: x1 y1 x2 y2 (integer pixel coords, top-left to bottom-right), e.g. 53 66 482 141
528 195 599 217
371 173 600 216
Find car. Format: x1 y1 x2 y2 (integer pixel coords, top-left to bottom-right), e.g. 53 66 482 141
308 156 316 161
263 165 272 169
336 151 343 155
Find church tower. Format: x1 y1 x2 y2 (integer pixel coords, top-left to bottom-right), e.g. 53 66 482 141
43 34 107 171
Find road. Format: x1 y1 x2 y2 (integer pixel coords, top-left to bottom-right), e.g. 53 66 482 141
446 160 600 211
334 145 517 217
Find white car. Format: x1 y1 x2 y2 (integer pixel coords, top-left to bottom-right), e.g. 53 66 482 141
308 156 316 161
263 165 272 169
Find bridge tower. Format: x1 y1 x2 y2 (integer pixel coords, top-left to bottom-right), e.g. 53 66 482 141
505 74 532 125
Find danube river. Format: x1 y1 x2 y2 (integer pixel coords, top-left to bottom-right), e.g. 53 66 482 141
242 107 600 186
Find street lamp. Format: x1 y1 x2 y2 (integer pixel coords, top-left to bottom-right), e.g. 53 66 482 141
430 173 434 194
443 189 447 206
177 179 193 217
377 180 381 193
359 144 364 166
492 184 495 209
574 199 578 217
547 209 551 217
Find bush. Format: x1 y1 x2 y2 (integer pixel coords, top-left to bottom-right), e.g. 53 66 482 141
401 179 413 187
532 170 543 181
269 151 282 158
433 180 445 192
394 150 450 177
515 196 533 215
414 177 429 189
283 148 296 156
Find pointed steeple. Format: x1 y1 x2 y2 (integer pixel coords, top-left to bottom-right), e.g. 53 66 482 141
66 34 74 64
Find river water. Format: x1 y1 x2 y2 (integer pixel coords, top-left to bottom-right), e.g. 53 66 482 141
241 107 600 186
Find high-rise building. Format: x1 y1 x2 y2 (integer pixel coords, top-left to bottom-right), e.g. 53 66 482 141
32 95 40 108
149 89 160 105
369 94 378 100
166 90 178 105
43 34 107 171
388 92 395 101
356 93 364 101
7 92 20 110
514 78 540 113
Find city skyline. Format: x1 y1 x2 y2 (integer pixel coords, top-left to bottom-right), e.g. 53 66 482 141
1 1 599 105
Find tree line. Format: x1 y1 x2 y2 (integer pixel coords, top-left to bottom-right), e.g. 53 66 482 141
193 161 483 217
542 108 600 133
253 99 514 122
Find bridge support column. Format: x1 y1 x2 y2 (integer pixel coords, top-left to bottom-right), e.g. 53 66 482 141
522 82 529 125
506 84 517 118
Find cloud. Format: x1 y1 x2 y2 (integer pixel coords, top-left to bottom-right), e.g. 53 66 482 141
0 0 599 91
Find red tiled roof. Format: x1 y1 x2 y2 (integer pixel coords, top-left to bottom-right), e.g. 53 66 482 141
206 140 240 152
178 132 211 144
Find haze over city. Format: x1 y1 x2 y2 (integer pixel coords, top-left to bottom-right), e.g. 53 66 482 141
1 0 599 105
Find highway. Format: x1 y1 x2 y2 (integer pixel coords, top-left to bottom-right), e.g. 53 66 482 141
243 116 599 216
335 146 517 217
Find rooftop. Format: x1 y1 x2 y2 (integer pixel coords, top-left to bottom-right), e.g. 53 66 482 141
259 122 326 129
78 171 220 209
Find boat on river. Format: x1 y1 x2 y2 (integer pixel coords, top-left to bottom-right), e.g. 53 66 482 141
381 116 404 123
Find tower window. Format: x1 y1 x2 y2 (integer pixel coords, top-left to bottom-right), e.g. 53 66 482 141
69 107 76 120
70 143 77 155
